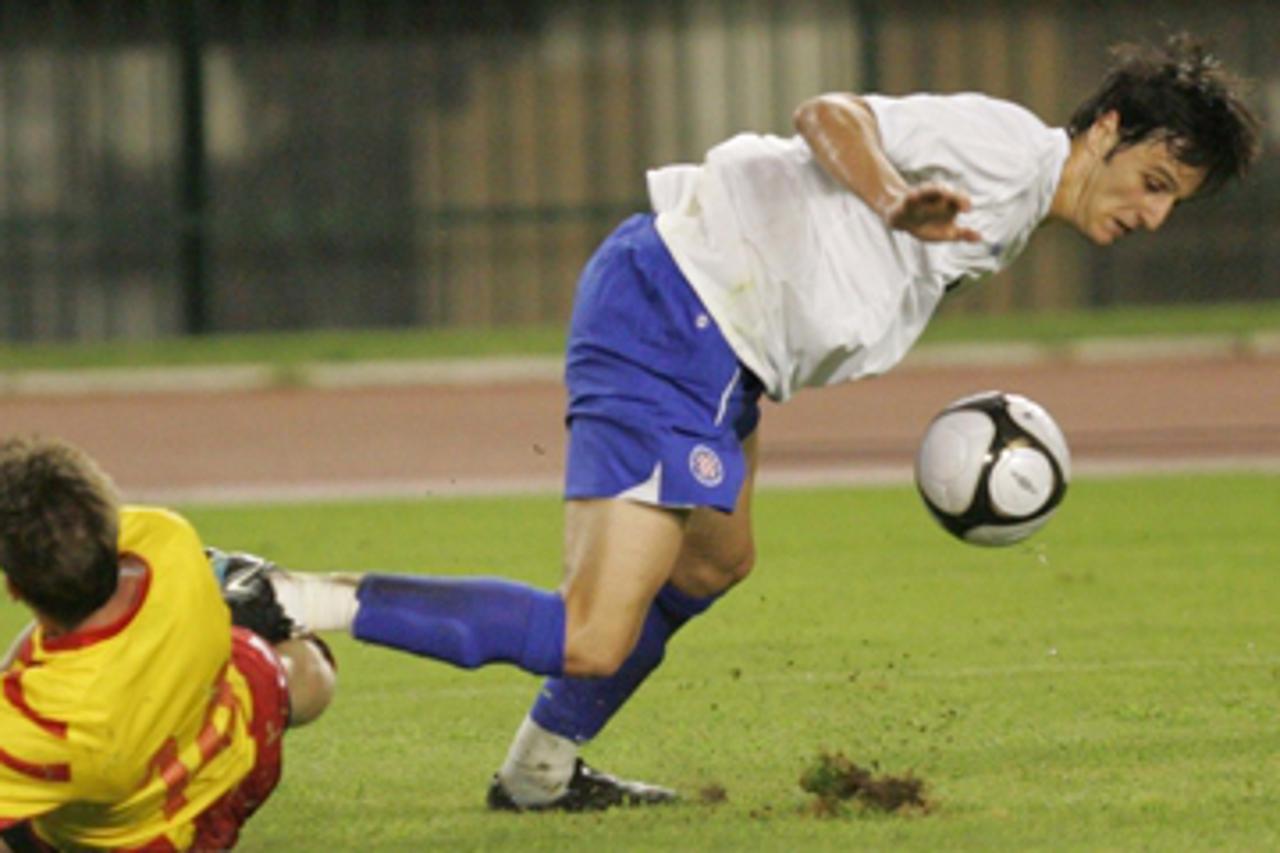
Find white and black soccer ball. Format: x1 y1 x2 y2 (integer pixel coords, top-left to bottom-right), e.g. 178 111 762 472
914 391 1070 547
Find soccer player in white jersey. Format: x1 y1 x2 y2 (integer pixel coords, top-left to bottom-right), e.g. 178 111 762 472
236 33 1260 812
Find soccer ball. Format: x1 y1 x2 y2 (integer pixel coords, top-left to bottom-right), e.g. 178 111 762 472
914 391 1070 546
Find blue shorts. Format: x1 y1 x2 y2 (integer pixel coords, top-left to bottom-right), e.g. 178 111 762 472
564 214 763 513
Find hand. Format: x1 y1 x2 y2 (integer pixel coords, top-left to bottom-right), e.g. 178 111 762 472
883 184 983 243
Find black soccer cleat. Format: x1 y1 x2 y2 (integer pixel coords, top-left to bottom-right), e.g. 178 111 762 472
207 547 298 644
486 759 678 813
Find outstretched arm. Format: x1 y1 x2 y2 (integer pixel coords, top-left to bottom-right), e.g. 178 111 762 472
0 622 33 671
793 93 982 243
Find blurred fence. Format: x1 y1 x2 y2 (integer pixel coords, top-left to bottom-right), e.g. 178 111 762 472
0 0 1276 342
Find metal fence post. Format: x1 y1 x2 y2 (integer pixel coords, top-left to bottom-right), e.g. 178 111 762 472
855 0 881 92
175 0 209 335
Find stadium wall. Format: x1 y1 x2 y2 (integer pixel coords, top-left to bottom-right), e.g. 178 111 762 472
0 0 1275 342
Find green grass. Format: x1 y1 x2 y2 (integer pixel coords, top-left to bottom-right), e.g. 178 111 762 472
0 325 568 372
3 474 1278 849
921 298 1280 347
2 300 1279 373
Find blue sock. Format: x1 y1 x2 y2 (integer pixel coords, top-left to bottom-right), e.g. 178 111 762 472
352 574 565 676
530 583 716 742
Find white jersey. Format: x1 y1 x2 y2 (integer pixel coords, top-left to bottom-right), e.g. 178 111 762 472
648 92 1069 401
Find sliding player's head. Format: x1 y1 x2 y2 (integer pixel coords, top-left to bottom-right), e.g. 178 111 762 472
0 436 121 630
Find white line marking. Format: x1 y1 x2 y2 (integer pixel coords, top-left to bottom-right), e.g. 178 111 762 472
127 455 1280 506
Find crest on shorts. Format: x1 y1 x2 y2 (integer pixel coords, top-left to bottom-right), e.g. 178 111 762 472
688 444 724 488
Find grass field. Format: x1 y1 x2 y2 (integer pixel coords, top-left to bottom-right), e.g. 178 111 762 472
3 299 1279 372
5 473 1275 850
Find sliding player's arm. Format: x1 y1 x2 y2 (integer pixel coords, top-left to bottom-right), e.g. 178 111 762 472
792 93 981 243
0 617 46 850
1 706 68 846
1 822 40 853
1 623 34 671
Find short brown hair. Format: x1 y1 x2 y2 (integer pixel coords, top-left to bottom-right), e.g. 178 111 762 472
1067 33 1261 197
0 436 120 628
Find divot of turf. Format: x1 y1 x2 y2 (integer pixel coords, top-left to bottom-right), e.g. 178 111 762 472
799 752 931 816
698 784 728 804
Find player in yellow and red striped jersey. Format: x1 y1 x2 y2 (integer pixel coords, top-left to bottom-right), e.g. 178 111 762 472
0 436 336 852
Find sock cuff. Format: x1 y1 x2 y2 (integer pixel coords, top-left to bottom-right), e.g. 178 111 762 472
530 585 707 743
655 582 718 623
355 572 402 604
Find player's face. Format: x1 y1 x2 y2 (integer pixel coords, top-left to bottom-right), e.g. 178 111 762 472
1072 115 1206 246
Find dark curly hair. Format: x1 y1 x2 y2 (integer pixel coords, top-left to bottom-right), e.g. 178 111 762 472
0 436 120 629
1067 32 1261 197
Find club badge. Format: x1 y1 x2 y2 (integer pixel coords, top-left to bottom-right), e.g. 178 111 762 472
688 444 724 488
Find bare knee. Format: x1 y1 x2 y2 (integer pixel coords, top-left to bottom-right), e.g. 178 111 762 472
723 543 756 585
277 636 337 727
562 629 635 678
673 540 756 599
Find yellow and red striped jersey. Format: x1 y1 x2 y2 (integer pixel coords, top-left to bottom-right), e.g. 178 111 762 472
0 506 264 850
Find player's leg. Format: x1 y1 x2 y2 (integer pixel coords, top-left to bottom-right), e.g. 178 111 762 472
489 495 694 810
274 636 336 727
493 432 760 810
210 549 338 727
558 498 689 676
213 546 570 678
533 430 759 735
